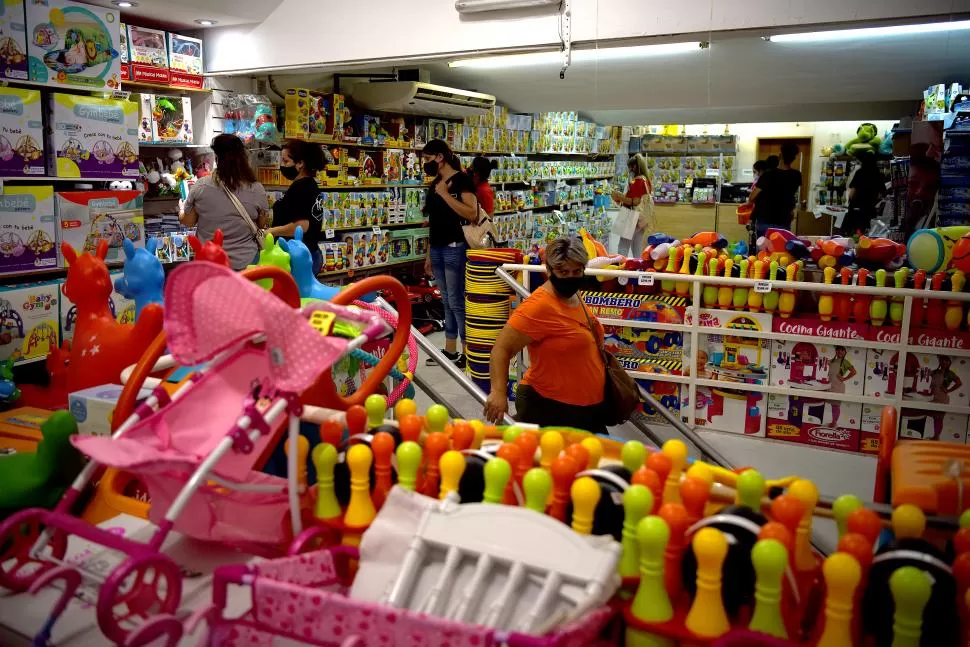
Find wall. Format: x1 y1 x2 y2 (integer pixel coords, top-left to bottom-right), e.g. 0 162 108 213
204 0 970 74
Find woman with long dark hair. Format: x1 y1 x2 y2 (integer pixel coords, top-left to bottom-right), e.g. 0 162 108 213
266 138 326 274
422 139 479 368
181 133 269 270
469 155 497 216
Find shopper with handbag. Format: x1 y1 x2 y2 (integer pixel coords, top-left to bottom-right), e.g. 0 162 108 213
180 133 269 271
266 139 327 274
484 238 640 433
422 138 479 368
611 153 654 258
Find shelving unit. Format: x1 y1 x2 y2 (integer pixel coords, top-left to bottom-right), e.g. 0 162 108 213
322 221 427 235
317 257 417 279
0 176 133 183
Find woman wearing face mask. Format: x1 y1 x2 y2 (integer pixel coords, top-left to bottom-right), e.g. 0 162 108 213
422 139 479 368
266 139 325 274
483 237 606 433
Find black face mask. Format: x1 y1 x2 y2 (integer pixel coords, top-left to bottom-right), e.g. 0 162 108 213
549 274 583 299
280 164 299 181
423 160 439 177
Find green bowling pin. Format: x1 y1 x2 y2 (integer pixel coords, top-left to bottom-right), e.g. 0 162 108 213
890 566 932 647
704 258 719 306
736 469 765 513
832 494 863 539
523 467 552 514
484 457 512 504
311 443 341 521
425 404 449 435
620 485 653 578
732 259 749 309
364 394 387 430
622 440 647 475
763 260 780 313
960 509 970 529
503 425 523 443
395 441 422 492
748 539 788 639
627 515 675 647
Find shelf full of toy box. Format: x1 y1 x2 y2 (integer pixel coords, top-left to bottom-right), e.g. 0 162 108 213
316 257 418 279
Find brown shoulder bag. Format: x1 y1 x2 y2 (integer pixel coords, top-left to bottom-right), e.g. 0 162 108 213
580 301 641 426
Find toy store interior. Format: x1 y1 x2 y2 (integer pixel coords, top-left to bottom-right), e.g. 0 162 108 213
0 0 969 645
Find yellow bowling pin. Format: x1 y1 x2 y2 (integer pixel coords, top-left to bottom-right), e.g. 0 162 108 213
819 266 835 321
438 450 466 500
684 528 731 638
816 553 862 647
570 476 601 535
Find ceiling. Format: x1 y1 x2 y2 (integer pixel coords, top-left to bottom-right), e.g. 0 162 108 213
411 29 970 125
84 0 282 30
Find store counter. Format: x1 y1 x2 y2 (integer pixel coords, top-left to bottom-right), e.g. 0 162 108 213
652 202 749 244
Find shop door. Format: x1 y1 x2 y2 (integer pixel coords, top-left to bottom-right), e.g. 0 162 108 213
756 137 813 210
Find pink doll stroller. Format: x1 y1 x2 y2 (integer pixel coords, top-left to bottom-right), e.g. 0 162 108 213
0 263 410 646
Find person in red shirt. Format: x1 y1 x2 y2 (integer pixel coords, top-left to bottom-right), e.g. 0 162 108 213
611 153 653 257
469 155 497 216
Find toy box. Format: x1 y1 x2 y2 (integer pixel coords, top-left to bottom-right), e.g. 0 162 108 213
0 185 57 275
899 409 968 443
46 94 139 178
148 94 192 143
136 93 152 142
413 230 429 259
683 308 773 385
684 385 766 437
126 24 168 85
284 89 343 142
68 383 151 436
0 281 59 365
59 270 135 343
117 21 128 80
580 291 686 325
26 0 121 90
166 32 202 85
388 229 414 263
0 0 28 80
900 352 970 407
56 190 144 264
767 394 862 452
0 406 50 453
635 378 680 425
0 87 44 176
769 339 865 394
427 118 448 143
604 325 685 376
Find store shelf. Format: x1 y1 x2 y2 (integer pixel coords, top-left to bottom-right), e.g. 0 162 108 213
317 257 418 279
1 176 133 182
491 175 613 186
265 182 426 191
693 378 888 406
322 221 427 235
627 371 690 384
493 198 596 215
122 80 210 94
139 142 208 148
284 136 616 158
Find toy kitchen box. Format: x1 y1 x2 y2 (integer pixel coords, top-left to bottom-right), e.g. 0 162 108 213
0 185 57 275
26 0 122 91
767 394 863 453
46 93 139 179
0 281 59 365
768 319 866 394
682 308 772 385
56 190 144 265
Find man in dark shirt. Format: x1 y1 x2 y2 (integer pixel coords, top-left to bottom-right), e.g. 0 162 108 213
751 142 802 238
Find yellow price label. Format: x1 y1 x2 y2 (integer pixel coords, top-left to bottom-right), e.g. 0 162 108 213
309 311 336 336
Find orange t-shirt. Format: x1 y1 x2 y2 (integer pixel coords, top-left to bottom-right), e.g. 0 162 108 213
509 287 606 406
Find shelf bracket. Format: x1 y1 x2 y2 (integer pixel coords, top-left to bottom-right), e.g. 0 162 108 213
559 0 571 80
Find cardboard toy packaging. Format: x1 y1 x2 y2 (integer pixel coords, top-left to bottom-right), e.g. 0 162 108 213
46 94 140 179
166 32 203 88
0 0 28 81
903 352 970 408
68 383 151 436
148 94 192 143
127 24 168 85
117 21 129 80
635 378 680 426
604 326 685 376
767 394 862 453
0 281 59 365
899 409 968 444
683 308 773 386
0 185 57 275
56 190 144 265
26 0 121 90
769 339 865 395
0 87 45 177
0 406 50 453
683 385 766 437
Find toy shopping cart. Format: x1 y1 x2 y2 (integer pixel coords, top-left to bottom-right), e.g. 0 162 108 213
0 263 410 646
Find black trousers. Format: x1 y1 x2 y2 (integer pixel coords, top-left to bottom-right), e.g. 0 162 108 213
514 383 607 435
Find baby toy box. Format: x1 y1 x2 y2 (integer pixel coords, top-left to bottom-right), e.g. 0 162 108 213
69 383 151 436
117 21 128 80
0 87 45 176
0 0 28 80
46 93 139 178
0 281 59 365
126 24 168 85
26 0 121 90
0 185 57 275
166 32 203 89
146 94 191 143
56 190 144 264
59 270 134 343
767 394 862 453
769 339 865 395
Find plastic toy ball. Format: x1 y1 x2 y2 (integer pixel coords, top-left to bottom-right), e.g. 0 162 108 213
114 238 164 319
277 226 339 302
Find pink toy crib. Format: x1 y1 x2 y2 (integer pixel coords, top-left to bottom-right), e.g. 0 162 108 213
0 263 401 646
189 545 620 647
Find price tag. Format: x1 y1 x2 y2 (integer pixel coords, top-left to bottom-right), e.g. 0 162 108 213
325 229 335 239
111 90 131 101
372 226 381 235
637 274 654 286
754 280 772 293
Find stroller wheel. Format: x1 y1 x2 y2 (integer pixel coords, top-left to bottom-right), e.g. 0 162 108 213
122 613 184 647
97 555 183 645
0 508 67 592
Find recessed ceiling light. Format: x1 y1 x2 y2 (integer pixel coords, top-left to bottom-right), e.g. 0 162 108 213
195 19 217 26
111 1 137 6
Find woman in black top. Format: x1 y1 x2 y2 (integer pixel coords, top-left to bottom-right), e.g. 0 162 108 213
421 139 478 368
841 151 886 235
267 139 325 274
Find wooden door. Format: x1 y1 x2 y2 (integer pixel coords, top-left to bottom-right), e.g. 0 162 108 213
756 137 813 211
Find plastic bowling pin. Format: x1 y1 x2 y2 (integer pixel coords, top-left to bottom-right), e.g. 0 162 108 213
956 527 970 555
846 506 883 547
522 467 552 513
889 566 932 647
620 485 654 578
580 436 603 469
343 444 376 544
832 494 863 539
926 271 947 329
284 435 309 492
395 441 422 492
748 539 789 639
788 479 819 572
910 270 927 330
482 456 512 503
371 431 395 510
345 404 368 439
513 431 539 482
661 246 680 295
468 419 486 449
502 425 523 443
763 260 781 313
570 476 600 535
549 455 580 522
748 260 766 312
320 419 343 448
622 440 647 475
732 259 749 310
452 420 475 451
770 495 805 566
438 450 465 500
703 258 720 307
421 432 450 498
694 251 708 300
631 516 673 622
539 430 564 469
661 440 687 504
816 552 862 647
646 451 673 498
632 467 662 509
891 503 926 540
890 268 909 326
680 477 711 528
758 522 793 556
684 528 731 638
564 443 590 476
962 509 970 529
675 246 692 297
364 394 387 430
853 269 871 323
735 468 765 513
393 397 417 421
869 269 888 327
946 271 966 331
837 532 874 572
685 462 714 488
311 443 341 521
657 502 689 602
425 404 449 435
835 267 853 322
496 442 523 504
779 263 797 319
819 266 836 322
717 258 734 309
398 414 423 444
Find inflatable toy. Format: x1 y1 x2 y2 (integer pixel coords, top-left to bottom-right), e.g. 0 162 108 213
908 226 970 272
187 229 230 267
810 237 855 269
856 236 906 268
279 226 340 302
682 231 728 249
113 238 164 318
0 410 82 514
17 342 70 410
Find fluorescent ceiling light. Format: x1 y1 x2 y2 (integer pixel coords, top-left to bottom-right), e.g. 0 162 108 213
450 42 702 69
195 19 217 26
772 19 970 43
111 0 136 6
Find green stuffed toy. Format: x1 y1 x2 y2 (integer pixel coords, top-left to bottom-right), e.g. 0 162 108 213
845 122 883 156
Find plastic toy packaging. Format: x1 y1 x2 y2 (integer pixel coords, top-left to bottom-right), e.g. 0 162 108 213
224 94 281 146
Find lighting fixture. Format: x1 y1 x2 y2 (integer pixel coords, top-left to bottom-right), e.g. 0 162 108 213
771 19 970 43
111 1 136 6
449 42 702 69
455 0 559 13
194 19 217 26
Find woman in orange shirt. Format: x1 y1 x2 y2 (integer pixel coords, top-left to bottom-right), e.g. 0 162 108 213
484 237 607 434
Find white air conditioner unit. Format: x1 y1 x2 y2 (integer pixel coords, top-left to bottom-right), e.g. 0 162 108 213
351 82 496 119
456 0 560 13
